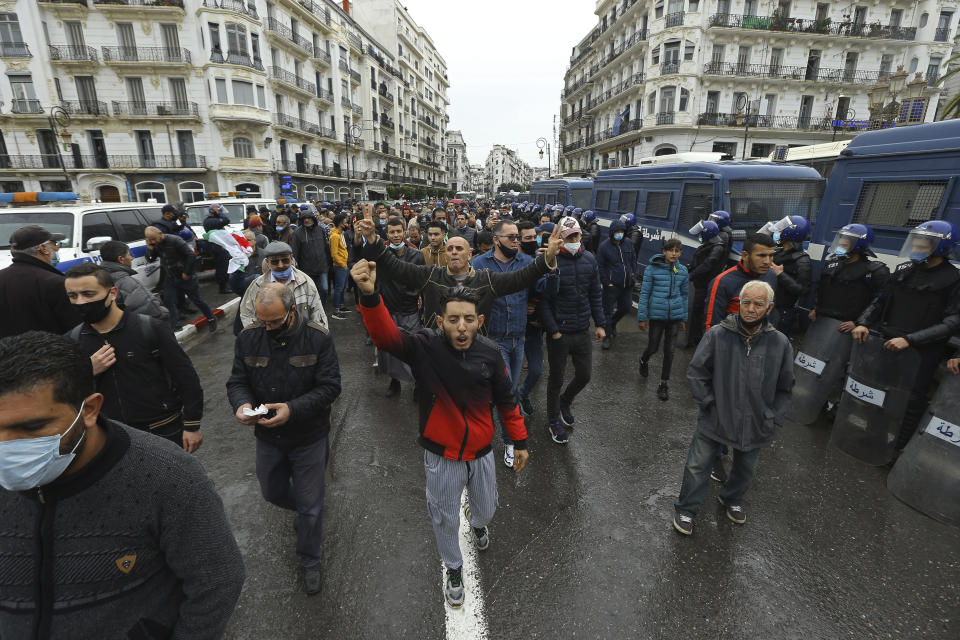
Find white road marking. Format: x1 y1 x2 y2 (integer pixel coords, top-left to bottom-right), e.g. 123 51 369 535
443 490 489 640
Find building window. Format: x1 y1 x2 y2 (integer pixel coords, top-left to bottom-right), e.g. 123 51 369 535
232 79 255 105
322 186 335 200
712 141 737 156
751 143 775 158
304 184 319 200
927 55 942 84
353 187 362 200
215 77 228 103
233 137 254 158
684 40 695 60
235 182 261 197
135 181 166 203
679 88 689 111
178 181 206 202
256 84 266 108
226 23 248 57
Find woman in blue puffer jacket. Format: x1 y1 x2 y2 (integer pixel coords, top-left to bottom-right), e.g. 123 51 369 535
637 237 689 401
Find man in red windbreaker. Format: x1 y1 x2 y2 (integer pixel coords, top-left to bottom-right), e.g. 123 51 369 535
353 258 528 610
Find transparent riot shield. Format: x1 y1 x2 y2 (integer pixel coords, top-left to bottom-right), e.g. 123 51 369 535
829 334 921 466
786 317 854 425
887 372 960 527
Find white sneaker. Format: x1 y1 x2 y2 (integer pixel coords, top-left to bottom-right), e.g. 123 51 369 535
503 444 515 468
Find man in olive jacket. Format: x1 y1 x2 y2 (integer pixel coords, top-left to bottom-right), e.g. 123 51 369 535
672 280 794 536
227 283 341 595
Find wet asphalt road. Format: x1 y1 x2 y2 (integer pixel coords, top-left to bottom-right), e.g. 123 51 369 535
187 283 959 640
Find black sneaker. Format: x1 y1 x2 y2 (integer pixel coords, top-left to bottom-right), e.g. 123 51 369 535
518 393 533 416
472 526 490 551
331 312 347 320
717 496 746 524
385 379 401 397
601 336 612 350
559 401 575 427
207 318 219 334
639 358 649 378
337 306 352 314
657 381 669 401
444 567 464 608
710 458 728 483
673 510 694 535
304 566 323 595
548 420 569 444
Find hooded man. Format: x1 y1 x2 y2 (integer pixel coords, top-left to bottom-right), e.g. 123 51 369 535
290 209 331 305
596 219 638 350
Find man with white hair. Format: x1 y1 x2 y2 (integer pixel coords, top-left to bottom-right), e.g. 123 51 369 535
672 279 794 535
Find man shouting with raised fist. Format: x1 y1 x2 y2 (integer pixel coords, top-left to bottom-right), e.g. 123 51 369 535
352 258 529 610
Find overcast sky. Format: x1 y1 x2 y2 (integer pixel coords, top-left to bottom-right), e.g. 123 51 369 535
398 0 597 168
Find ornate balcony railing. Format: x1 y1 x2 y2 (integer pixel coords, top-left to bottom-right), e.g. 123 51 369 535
93 0 184 7
60 100 109 115
664 12 684 27
586 72 645 110
10 99 45 114
703 61 880 84
316 88 334 102
16 153 205 169
312 47 331 64
112 100 199 116
696 112 835 131
201 0 257 19
269 66 316 94
273 112 322 136
48 44 98 62
102 46 191 63
0 42 31 57
265 17 312 54
708 13 917 41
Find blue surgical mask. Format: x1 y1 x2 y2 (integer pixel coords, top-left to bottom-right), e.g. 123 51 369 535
0 401 86 491
536 235 544 246
772 232 781 244
276 225 285 232
909 251 929 264
613 232 624 241
49 248 60 268
833 247 848 258
272 266 293 280
389 241 405 250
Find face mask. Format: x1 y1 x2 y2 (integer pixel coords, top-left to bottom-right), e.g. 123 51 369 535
498 243 518 259
909 251 930 264
378 219 386 226
49 249 60 268
276 225 285 232
613 232 624 241
833 247 848 259
389 241 405 250
521 240 538 256
739 315 765 329
536 235 544 247
0 401 86 491
563 241 581 253
272 266 293 280
772 232 781 244
77 295 113 324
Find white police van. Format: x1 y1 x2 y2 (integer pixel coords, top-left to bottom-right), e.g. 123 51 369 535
0 202 163 287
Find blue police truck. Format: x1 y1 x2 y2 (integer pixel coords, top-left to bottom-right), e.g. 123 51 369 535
588 161 825 266
529 178 593 210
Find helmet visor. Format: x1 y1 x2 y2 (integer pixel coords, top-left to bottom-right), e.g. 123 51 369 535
828 229 863 258
898 227 946 263
688 220 707 236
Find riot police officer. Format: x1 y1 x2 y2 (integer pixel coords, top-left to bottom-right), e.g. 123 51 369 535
686 219 726 347
770 216 812 335
581 210 602 254
620 213 644 263
852 220 960 452
809 224 889 330
708 210 734 264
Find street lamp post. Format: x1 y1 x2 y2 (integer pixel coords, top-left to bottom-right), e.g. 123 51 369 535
48 105 72 189
345 123 362 199
537 137 551 178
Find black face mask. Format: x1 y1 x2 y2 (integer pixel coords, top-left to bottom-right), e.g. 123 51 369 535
521 240 538 256
738 314 766 330
265 310 293 341
77 296 113 324
498 243 518 259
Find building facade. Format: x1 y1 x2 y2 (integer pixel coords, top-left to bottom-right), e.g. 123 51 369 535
445 129 469 192
559 0 956 174
468 163 485 196
484 144 532 194
0 0 449 203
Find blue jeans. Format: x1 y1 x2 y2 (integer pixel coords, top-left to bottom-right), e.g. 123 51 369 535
518 326 544 398
332 266 349 309
163 274 214 329
307 272 329 308
494 336 524 445
674 431 762 516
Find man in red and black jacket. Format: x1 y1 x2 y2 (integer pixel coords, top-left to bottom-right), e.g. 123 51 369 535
703 233 779 331
353 258 528 610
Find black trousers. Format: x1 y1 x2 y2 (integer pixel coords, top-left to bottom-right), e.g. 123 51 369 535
209 243 230 287
688 283 707 345
898 343 946 449
641 320 680 380
546 331 592 423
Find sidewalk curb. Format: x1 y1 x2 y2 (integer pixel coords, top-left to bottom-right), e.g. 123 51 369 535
176 296 240 350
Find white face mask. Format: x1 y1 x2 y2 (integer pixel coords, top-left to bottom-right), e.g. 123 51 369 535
563 241 581 253
0 401 86 491
389 241 405 250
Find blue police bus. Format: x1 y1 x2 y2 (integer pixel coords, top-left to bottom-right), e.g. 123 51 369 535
589 161 825 266
806 119 960 271
529 178 593 209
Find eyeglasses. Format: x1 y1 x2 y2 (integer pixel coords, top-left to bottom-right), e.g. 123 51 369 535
496 234 519 242
267 256 293 267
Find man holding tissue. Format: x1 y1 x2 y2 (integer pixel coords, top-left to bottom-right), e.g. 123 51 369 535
227 283 341 595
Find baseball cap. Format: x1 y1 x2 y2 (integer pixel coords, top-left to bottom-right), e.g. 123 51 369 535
558 216 581 238
9 225 66 250
535 222 555 235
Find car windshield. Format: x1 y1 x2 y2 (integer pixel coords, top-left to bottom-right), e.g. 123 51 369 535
728 180 825 227
571 188 592 209
185 202 250 227
0 212 74 249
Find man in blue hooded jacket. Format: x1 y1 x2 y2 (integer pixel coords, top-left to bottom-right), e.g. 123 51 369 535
596 219 638 350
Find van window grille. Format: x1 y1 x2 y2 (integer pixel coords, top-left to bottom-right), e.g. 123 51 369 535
852 180 946 228
728 180 824 228
644 191 671 218
618 191 638 213
678 183 714 231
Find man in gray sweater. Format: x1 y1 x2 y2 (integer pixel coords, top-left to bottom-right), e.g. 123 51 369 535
0 331 244 639
673 280 794 535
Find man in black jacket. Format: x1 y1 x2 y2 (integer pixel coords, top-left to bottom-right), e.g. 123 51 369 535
145 227 217 333
227 283 341 595
0 225 80 338
354 216 561 327
152 204 183 235
540 216 606 445
64 263 204 453
99 240 169 321
202 204 232 293
290 209 331 305
380 216 426 397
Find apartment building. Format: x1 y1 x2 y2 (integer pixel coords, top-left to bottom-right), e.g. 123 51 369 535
468 163 485 196
444 129 470 191
559 0 956 174
0 0 449 203
484 144 532 194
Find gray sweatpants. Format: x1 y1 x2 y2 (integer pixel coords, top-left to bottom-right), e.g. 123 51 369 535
424 450 499 569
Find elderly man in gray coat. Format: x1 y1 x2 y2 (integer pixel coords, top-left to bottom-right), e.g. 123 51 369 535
673 280 794 535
